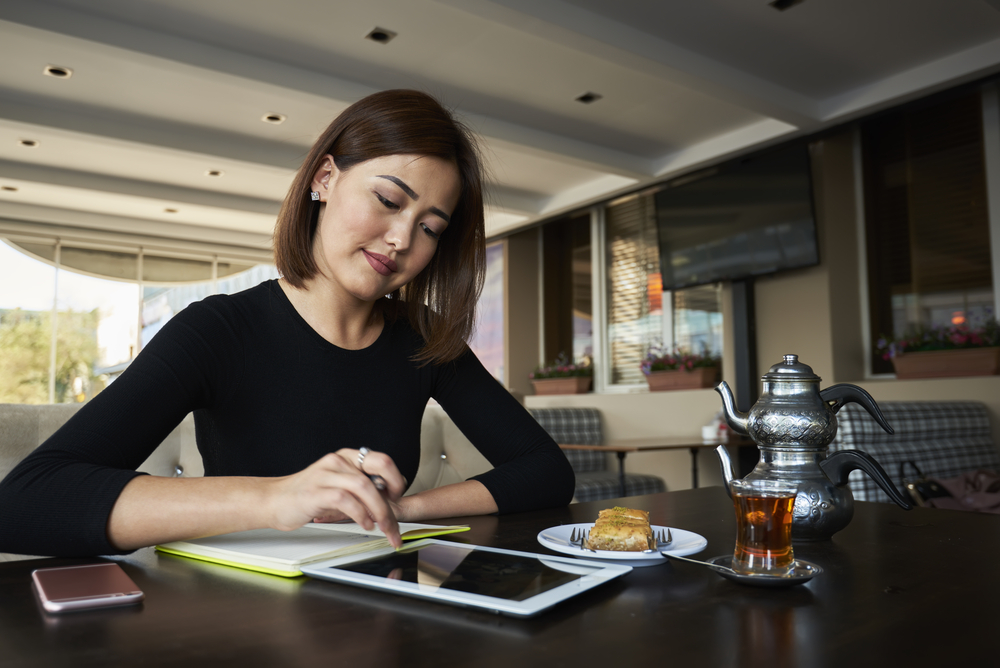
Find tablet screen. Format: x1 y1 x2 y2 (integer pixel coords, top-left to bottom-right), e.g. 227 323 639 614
335 542 602 602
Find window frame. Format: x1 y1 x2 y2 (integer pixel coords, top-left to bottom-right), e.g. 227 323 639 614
856 82 1000 379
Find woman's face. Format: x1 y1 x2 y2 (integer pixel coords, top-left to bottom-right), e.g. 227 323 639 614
309 153 460 305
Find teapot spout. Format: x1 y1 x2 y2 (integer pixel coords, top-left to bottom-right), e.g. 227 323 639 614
715 444 735 498
715 381 749 436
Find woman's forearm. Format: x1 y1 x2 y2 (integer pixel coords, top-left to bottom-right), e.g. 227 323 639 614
396 480 497 522
107 465 496 552
106 475 276 551
107 449 409 551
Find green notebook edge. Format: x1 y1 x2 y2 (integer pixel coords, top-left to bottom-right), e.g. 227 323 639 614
155 544 305 577
155 524 471 578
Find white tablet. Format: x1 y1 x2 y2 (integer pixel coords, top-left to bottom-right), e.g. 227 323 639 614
300 539 632 618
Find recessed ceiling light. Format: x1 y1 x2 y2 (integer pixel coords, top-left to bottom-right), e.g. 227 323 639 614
206 170 224 177
164 208 178 213
1 186 17 192
18 139 39 147
365 27 397 44
44 64 73 79
770 0 805 10
575 92 603 104
262 113 286 125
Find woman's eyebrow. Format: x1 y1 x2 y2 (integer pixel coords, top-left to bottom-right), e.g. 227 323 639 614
378 174 451 223
377 175 418 200
430 207 451 224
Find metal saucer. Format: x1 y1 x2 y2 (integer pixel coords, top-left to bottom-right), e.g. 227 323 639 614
706 555 822 587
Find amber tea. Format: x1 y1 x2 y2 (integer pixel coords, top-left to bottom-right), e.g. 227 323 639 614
732 492 795 575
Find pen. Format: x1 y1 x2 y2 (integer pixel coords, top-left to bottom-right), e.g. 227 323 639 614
357 447 386 491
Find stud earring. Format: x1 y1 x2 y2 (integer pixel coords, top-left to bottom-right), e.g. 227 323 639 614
310 191 320 201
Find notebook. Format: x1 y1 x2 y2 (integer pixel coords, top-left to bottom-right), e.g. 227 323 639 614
155 522 470 577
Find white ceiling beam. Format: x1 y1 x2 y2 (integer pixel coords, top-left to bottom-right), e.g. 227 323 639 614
468 114 653 179
0 200 273 250
483 211 531 240
0 159 281 215
437 0 821 129
652 118 799 177
538 174 641 216
488 184 547 216
1 5 651 181
0 5 378 107
0 91 305 171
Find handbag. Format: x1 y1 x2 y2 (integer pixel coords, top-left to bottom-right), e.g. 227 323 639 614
927 469 1000 514
899 460 953 507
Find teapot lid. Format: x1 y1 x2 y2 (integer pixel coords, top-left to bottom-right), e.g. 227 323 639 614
762 354 821 382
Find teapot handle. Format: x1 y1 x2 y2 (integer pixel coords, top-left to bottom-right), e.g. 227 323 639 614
821 450 913 510
820 384 894 435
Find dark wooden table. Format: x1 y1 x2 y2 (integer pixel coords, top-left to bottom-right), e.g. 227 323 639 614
560 436 754 491
1 487 995 666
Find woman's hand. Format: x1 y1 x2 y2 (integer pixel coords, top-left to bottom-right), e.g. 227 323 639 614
264 449 407 547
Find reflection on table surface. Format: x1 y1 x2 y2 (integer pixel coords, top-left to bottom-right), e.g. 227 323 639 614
1 488 995 666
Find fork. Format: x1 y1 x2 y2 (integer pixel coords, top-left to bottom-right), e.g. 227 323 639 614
643 528 673 553
569 527 596 552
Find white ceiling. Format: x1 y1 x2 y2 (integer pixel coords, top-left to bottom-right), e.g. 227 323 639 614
1 0 1000 251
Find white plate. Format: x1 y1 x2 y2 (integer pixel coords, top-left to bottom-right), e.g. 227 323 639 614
537 523 708 567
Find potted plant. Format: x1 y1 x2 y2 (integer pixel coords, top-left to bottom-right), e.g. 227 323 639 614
640 344 721 391
876 318 1000 379
530 353 593 395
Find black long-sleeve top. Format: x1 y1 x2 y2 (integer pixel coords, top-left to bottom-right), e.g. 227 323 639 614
0 280 575 556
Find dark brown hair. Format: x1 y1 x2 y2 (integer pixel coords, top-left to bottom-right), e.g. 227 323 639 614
274 90 487 364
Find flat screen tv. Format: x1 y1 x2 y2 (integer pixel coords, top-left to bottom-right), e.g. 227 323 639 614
654 141 819 291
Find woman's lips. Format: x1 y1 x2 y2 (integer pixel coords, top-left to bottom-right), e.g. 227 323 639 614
364 250 397 276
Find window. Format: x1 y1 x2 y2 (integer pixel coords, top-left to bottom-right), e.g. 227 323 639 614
0 239 276 403
534 192 724 392
469 241 505 381
604 193 661 386
670 283 724 356
862 89 993 374
0 241 138 403
140 265 279 348
542 213 592 365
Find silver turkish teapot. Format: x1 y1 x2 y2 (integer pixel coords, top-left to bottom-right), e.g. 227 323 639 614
715 354 912 541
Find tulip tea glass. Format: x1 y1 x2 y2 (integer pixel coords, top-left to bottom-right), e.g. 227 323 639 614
730 479 796 576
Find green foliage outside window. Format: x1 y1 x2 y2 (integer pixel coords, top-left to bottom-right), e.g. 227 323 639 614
0 308 103 404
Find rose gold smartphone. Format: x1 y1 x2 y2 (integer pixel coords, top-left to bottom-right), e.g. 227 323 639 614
32 563 144 613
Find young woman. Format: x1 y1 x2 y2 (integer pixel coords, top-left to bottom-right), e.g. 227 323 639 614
0 90 575 557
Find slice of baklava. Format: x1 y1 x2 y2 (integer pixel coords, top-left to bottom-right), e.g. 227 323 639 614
587 507 653 551
597 506 650 523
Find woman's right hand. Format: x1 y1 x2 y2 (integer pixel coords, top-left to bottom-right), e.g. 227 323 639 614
264 449 406 547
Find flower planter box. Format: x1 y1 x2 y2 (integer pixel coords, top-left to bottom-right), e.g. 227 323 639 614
891 347 1000 379
531 377 592 395
645 366 720 391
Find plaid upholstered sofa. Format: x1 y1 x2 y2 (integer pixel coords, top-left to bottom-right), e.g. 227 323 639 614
528 407 666 503
829 401 1000 503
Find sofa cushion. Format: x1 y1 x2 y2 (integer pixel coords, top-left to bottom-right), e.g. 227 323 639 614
573 471 668 503
0 403 200 483
830 401 1000 503
527 407 607 473
406 404 493 495
528 406 667 502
